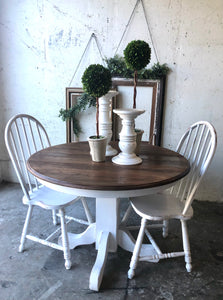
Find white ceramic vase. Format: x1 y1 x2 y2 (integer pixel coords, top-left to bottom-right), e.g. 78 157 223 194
88 136 107 162
99 91 119 156
112 108 145 165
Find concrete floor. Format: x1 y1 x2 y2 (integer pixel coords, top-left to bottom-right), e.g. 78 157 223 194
0 182 223 300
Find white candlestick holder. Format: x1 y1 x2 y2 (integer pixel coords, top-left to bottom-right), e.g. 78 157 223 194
99 91 119 156
112 108 145 165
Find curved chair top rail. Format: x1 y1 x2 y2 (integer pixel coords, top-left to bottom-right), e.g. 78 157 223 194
172 121 217 215
4 114 51 200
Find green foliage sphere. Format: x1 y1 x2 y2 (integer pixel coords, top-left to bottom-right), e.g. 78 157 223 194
82 64 112 98
124 40 151 71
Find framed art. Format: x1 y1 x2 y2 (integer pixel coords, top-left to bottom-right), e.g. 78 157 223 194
65 87 117 143
111 77 166 146
66 77 165 145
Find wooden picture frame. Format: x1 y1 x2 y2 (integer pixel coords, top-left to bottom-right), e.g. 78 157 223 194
111 77 166 146
65 87 117 143
66 77 165 145
66 87 83 143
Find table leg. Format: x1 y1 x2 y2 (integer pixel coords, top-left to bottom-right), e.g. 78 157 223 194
95 197 119 252
59 223 96 249
89 231 110 291
89 197 120 291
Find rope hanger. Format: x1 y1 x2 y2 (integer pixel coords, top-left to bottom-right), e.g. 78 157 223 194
114 0 159 62
69 0 159 86
68 33 105 87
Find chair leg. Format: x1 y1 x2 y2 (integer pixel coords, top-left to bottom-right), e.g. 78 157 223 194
181 219 192 272
121 204 133 225
59 208 72 270
128 217 147 279
162 220 169 238
52 209 58 225
19 205 33 252
81 197 93 224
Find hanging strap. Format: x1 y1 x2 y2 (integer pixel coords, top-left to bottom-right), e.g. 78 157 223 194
69 33 105 86
114 0 159 62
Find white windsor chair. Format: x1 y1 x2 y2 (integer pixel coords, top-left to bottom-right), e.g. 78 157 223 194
128 121 217 279
4 114 93 269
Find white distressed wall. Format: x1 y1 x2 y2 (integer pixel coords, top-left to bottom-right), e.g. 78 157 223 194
0 0 223 201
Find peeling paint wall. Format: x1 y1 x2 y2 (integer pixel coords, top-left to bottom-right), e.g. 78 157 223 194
0 0 223 201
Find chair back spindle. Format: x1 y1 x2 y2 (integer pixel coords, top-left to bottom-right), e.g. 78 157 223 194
170 121 217 216
5 114 51 200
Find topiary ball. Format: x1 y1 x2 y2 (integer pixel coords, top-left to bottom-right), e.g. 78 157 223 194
82 64 112 98
124 40 151 71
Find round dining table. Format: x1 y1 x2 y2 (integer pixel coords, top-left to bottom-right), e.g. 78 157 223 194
27 141 190 291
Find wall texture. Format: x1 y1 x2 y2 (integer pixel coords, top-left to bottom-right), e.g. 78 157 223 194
0 0 223 201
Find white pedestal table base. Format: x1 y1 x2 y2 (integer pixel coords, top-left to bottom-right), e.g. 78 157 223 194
60 197 159 291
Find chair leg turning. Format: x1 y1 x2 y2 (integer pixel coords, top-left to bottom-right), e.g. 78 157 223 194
128 217 147 279
181 219 192 272
162 220 169 238
52 209 59 225
19 205 33 252
59 208 72 270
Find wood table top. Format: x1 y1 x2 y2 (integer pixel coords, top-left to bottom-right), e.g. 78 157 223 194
27 142 190 191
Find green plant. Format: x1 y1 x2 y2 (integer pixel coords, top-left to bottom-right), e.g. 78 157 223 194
105 55 170 79
59 58 169 138
104 55 133 78
140 62 169 79
59 93 96 137
82 64 112 138
124 40 151 109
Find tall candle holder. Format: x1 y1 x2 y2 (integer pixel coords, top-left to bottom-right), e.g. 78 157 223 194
99 91 119 156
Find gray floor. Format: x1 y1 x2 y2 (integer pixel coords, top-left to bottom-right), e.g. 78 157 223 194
0 182 222 300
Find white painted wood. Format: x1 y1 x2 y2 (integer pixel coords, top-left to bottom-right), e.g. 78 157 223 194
96 197 120 252
19 205 33 253
128 218 147 279
61 195 161 290
128 121 217 278
99 91 119 156
89 231 110 292
4 114 93 269
62 224 96 250
59 208 71 270
81 197 94 224
112 108 145 165
118 227 158 260
36 178 175 198
181 219 192 272
162 220 169 238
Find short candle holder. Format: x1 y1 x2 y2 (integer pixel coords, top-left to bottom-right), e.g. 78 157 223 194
112 108 145 165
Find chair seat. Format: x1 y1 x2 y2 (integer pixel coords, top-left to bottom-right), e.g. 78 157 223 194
130 193 193 221
23 186 80 210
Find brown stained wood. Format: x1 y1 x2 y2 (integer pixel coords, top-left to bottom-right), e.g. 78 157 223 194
149 82 157 144
27 142 190 191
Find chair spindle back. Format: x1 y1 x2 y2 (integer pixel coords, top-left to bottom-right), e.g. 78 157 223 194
170 121 217 215
5 114 51 200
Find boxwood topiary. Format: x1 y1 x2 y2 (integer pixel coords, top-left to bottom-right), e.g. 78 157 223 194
82 64 112 98
124 40 151 71
82 64 112 138
124 40 151 108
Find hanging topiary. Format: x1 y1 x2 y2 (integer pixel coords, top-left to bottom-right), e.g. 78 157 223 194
124 40 151 109
82 64 112 138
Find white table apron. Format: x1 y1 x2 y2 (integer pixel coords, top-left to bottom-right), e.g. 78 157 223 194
38 178 174 291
